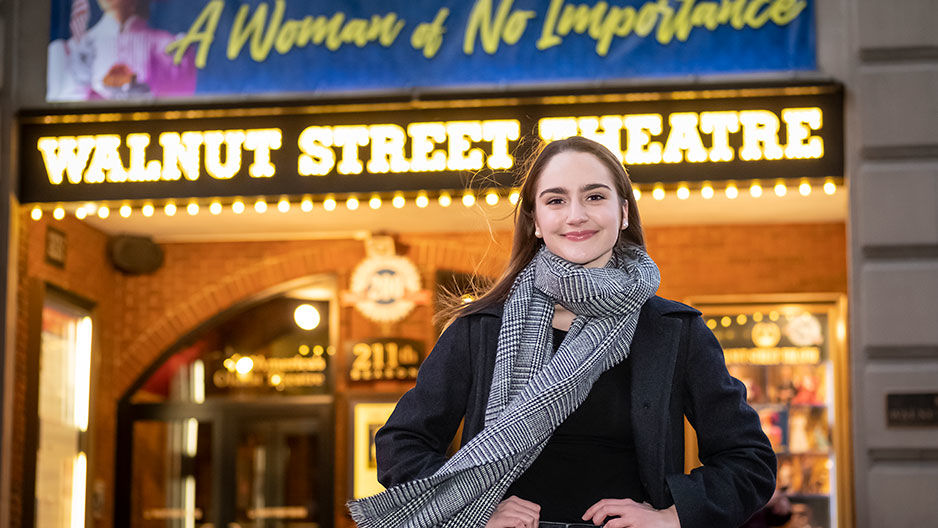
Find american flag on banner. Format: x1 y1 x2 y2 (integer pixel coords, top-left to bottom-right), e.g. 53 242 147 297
69 0 90 40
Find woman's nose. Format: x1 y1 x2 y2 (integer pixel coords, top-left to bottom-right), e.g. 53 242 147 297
566 201 588 223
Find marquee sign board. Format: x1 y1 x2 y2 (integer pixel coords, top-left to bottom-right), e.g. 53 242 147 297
19 85 843 204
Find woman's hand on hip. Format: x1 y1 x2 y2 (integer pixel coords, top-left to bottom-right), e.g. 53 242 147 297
582 499 680 528
485 496 541 528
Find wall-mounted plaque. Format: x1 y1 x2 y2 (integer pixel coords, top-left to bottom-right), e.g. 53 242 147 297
887 393 938 427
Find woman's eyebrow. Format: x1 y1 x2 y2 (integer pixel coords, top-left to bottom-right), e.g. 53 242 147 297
538 186 568 197
582 183 613 192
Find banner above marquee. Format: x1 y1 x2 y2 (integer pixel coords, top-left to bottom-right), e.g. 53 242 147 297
47 0 816 102
20 85 843 204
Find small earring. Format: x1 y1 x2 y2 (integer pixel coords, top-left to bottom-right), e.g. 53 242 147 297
622 220 629 229
534 228 541 238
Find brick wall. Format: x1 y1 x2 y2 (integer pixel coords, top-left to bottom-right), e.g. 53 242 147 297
10 215 845 528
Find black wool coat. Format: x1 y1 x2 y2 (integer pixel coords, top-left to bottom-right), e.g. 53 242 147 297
376 296 777 528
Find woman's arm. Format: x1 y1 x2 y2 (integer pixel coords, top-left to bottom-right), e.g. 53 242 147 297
666 315 777 528
375 316 473 487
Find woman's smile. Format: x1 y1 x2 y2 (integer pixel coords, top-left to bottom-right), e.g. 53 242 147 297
562 230 598 241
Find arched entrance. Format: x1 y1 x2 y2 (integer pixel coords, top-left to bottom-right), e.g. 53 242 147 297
114 276 338 528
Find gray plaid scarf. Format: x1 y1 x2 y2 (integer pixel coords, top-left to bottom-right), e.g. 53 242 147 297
348 245 660 528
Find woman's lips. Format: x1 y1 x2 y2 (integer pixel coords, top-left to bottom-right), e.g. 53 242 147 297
562 230 597 241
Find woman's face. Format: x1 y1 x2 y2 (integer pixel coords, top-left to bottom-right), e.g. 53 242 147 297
532 151 627 268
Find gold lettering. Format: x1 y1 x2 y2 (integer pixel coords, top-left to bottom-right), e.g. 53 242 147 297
165 0 223 68
739 110 783 161
228 0 285 62
297 126 335 176
37 136 95 185
159 132 203 181
464 0 535 55
203 130 246 180
623 114 664 164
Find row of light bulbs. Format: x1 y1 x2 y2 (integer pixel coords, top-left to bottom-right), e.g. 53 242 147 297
28 178 839 221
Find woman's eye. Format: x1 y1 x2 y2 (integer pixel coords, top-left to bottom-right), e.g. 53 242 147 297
546 197 564 205
586 193 606 201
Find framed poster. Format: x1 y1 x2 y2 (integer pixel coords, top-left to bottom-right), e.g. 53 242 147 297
349 395 401 499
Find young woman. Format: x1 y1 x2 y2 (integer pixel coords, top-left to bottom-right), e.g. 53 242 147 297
348 137 776 528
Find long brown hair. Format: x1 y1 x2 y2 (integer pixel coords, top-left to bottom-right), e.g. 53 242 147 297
438 136 646 323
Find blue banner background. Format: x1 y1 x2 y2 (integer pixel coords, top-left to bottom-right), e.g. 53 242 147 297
47 0 816 101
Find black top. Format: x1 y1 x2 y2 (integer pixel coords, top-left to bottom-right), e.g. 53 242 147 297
503 328 648 522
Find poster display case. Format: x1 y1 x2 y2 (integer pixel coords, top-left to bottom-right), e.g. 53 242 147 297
688 295 850 528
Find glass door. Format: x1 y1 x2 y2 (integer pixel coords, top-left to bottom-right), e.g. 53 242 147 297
230 416 331 528
121 401 333 528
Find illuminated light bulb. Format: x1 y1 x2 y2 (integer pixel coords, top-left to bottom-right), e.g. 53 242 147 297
721 316 732 327
346 196 360 210
701 184 714 199
676 185 690 200
187 202 199 216
254 199 268 213
209 201 222 215
633 187 642 201
508 189 520 205
392 194 405 208
824 179 836 195
462 192 476 207
142 204 154 217
438 192 452 207
652 186 665 201
30 207 42 220
725 183 739 199
369 195 382 209
301 197 313 212
749 181 763 198
799 181 812 196
97 206 110 219
737 314 748 325
774 182 787 197
75 208 87 220
277 198 290 213
415 192 429 208
294 303 321 330
53 207 65 220
323 197 337 211
485 191 499 206
164 203 177 216
235 356 254 375
83 202 96 215
119 205 132 218
231 200 245 214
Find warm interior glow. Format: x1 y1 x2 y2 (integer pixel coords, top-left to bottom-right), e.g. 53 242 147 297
70 452 87 528
31 207 42 220
192 359 205 404
184 475 196 528
185 418 199 457
74 317 92 432
235 356 254 375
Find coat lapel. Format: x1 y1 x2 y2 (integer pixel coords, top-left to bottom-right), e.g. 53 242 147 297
629 304 683 507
